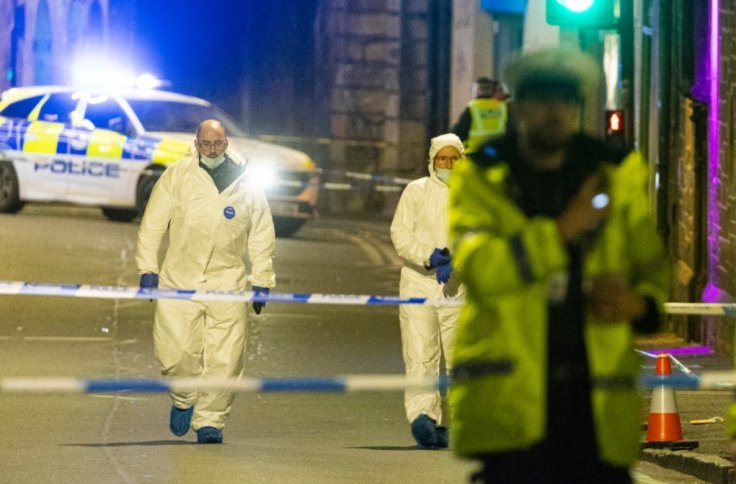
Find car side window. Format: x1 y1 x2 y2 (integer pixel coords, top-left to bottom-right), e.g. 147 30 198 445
0 95 45 118
83 98 133 136
37 93 78 124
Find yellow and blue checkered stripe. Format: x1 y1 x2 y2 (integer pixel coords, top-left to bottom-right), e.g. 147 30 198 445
0 117 189 165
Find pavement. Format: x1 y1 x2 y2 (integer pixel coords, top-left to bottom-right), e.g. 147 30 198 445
637 332 735 483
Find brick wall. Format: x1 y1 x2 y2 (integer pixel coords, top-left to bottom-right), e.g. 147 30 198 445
710 0 736 355
670 98 698 340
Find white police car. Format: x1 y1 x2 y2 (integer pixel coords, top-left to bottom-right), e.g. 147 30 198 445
0 86 319 236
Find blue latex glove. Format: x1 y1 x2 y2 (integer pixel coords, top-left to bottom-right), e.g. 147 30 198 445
252 286 270 315
429 248 451 268
139 273 159 289
436 262 452 284
139 272 159 302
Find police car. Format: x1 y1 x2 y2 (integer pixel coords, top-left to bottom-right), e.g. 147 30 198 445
0 86 319 236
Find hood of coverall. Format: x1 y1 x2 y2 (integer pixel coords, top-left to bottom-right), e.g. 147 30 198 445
427 133 464 183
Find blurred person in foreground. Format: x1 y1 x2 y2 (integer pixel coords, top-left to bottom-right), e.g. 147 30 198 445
136 119 276 444
452 77 509 155
447 48 669 482
391 133 466 448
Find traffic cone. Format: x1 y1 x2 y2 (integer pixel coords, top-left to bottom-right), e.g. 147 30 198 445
642 353 698 450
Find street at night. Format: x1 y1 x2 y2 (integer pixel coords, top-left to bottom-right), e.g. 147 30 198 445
0 206 718 483
3 0 736 482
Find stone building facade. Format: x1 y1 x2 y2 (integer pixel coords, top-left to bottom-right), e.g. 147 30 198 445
314 0 430 215
654 0 735 354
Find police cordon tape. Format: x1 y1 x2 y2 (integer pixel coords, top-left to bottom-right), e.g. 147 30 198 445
318 169 413 186
664 302 736 316
284 180 404 193
1 372 735 394
256 133 425 151
0 375 445 394
5 280 736 393
281 169 412 192
6 281 736 313
0 280 462 306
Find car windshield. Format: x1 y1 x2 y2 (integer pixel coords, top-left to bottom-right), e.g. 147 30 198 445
126 99 246 136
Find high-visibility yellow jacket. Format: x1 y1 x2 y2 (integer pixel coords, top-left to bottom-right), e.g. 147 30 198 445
447 144 668 467
465 98 508 153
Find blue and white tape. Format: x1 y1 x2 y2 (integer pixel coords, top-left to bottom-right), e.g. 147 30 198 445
8 281 736 314
664 302 736 317
1 372 734 394
0 280 462 306
0 375 445 394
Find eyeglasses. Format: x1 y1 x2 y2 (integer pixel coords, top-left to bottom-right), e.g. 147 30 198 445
435 156 460 166
197 140 227 149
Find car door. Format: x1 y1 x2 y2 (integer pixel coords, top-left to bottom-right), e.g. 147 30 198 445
64 95 133 206
15 92 77 201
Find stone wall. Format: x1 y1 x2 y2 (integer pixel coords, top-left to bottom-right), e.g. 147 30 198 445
316 0 428 217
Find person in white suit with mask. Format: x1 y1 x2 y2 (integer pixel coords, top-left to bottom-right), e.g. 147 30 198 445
136 119 275 444
390 133 466 449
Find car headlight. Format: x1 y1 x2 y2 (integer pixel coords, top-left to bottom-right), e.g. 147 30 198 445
247 164 278 190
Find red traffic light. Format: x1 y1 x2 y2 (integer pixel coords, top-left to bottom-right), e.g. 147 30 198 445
604 110 626 147
606 110 624 133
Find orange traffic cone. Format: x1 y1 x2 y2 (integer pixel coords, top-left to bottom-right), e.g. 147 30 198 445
642 353 698 450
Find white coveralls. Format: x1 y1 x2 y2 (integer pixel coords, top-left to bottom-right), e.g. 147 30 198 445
136 151 275 430
390 159 464 427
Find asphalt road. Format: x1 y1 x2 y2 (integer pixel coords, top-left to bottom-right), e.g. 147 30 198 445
0 205 707 483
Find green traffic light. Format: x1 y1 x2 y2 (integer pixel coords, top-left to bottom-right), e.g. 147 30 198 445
556 0 595 12
546 0 616 28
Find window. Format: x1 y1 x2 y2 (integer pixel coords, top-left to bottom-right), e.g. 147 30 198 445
83 97 133 135
127 99 245 136
0 95 44 118
37 93 78 124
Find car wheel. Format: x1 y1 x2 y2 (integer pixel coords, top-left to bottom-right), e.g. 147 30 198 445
101 207 138 222
136 167 164 216
274 217 306 238
0 161 22 213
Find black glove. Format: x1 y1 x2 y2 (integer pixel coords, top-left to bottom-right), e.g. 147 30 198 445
252 286 270 315
139 272 159 302
428 248 451 268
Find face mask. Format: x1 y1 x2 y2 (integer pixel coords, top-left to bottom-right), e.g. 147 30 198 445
436 168 452 184
200 153 225 169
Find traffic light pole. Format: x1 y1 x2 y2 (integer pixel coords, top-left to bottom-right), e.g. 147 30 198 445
619 0 635 150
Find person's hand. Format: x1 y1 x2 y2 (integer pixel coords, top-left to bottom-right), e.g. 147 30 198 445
252 286 270 315
436 262 453 284
429 248 451 268
140 272 159 289
585 274 646 322
139 272 159 302
556 174 610 242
